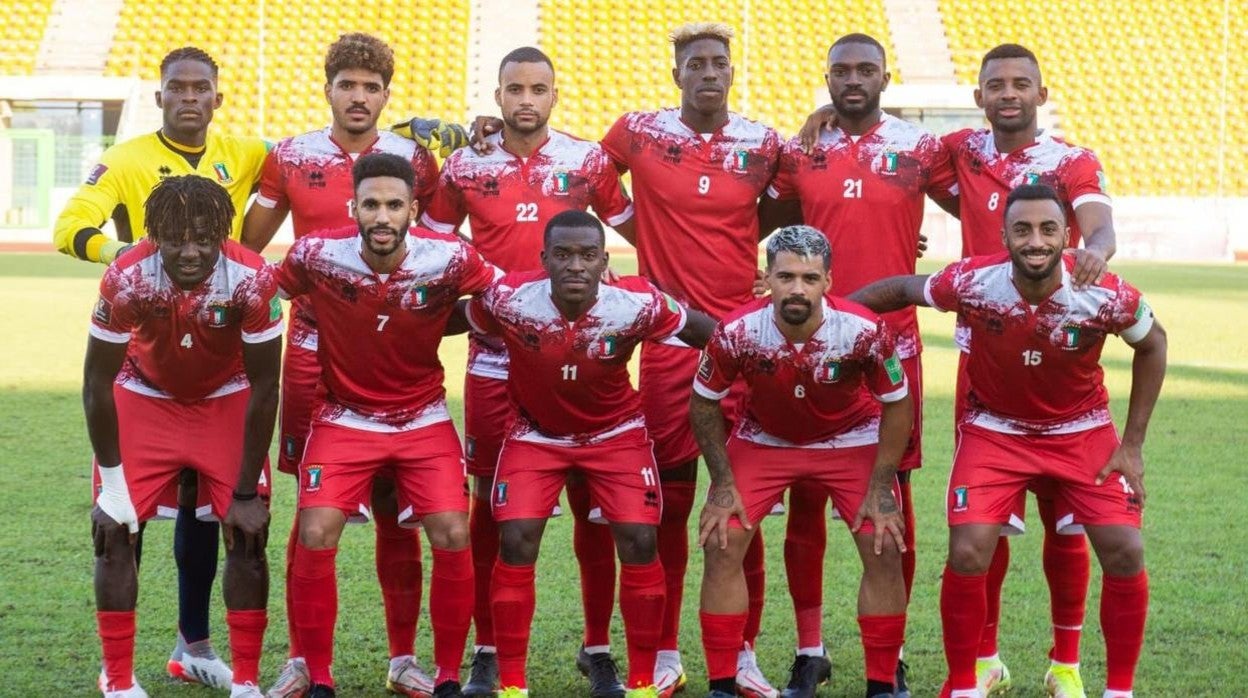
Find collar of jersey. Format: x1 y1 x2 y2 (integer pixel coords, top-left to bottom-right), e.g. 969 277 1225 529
156 130 208 156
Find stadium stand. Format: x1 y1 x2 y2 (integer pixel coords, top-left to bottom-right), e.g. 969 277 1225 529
104 0 469 140
0 0 56 75
939 0 1245 196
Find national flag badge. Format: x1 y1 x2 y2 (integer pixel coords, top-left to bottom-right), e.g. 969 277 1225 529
306 465 323 492
1060 324 1081 349
553 171 570 194
733 150 749 171
212 162 233 184
597 334 618 358
93 297 113 325
952 486 969 512
494 480 509 507
85 163 108 185
207 302 230 327
413 285 428 306
816 358 841 383
884 354 904 384
465 437 476 461
283 435 297 458
881 150 899 174
1024 171 1040 185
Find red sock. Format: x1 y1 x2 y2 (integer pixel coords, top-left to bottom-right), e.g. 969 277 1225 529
657 480 695 651
978 538 1009 658
292 543 337 686
491 561 536 689
375 511 423 659
620 560 666 687
1102 570 1148 692
227 609 267 685
569 479 617 648
941 566 987 691
700 611 747 681
900 479 917 600
430 548 474 684
743 530 765 646
1038 497 1089 665
859 614 906 685
284 511 302 658
97 610 136 691
469 494 499 648
785 486 828 649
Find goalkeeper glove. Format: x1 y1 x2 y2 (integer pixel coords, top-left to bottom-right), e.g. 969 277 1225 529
393 117 470 158
99 238 133 265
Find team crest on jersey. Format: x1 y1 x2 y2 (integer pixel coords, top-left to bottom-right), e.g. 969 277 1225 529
880 151 899 175
810 151 828 170
1023 171 1041 185
815 358 841 383
553 171 570 195
596 334 618 359
93 298 113 325
411 285 429 307
85 164 108 185
1060 325 1081 349
494 480 509 507
207 302 230 328
305 465 323 492
212 162 233 184
952 486 969 512
731 150 749 172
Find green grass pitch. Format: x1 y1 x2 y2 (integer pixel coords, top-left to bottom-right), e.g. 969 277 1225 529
1 253 1245 695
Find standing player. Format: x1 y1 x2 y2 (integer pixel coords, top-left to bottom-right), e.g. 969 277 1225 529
465 210 716 698
273 153 493 698
84 176 281 698
758 34 957 696
693 226 912 698
599 24 781 695
849 184 1164 698
418 46 636 697
240 33 441 698
57 46 270 688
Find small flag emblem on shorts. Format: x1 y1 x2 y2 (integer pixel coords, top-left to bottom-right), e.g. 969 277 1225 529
283 436 296 457
306 466 323 492
465 437 476 461
953 486 969 512
494 481 509 507
554 171 570 194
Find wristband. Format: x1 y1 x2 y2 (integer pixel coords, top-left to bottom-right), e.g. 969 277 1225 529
232 490 259 501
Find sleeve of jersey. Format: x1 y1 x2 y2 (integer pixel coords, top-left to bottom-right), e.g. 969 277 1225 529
239 266 286 344
88 267 134 343
599 116 632 173
412 149 441 212
273 241 310 300
645 289 688 342
419 163 467 234
464 294 502 336
587 150 635 226
1066 150 1112 210
922 261 966 313
253 148 289 210
53 152 125 261
924 136 960 200
867 321 909 403
457 244 502 296
766 147 799 200
1111 279 1155 343
692 329 737 401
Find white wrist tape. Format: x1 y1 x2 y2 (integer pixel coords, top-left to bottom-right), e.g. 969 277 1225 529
96 462 139 533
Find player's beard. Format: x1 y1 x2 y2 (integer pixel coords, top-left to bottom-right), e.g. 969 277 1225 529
1010 245 1063 282
988 102 1035 134
831 89 880 119
360 220 409 258
778 296 814 325
503 110 548 135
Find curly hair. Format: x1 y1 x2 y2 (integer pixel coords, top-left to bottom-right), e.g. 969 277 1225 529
144 175 234 245
160 46 218 79
325 32 395 87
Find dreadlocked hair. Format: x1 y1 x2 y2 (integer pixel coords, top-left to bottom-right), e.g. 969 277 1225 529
160 46 219 79
144 175 235 245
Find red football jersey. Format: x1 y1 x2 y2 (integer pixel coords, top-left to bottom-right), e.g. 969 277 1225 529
925 252 1153 433
601 109 780 318
940 128 1111 257
768 114 957 358
274 225 497 430
89 240 283 402
693 295 908 447
466 271 686 443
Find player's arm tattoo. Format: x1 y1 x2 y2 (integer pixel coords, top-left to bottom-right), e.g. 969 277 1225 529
869 395 913 500
689 393 732 487
847 274 931 313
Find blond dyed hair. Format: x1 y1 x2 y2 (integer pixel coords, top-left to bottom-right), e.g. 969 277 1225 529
669 22 734 57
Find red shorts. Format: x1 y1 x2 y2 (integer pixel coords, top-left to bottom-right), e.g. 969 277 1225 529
641 343 743 470
947 423 1141 533
492 427 662 525
464 373 515 478
899 355 923 471
99 386 272 522
727 437 899 534
278 339 325 475
298 419 469 525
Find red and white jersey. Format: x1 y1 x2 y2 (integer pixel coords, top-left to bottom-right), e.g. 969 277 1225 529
466 271 686 444
89 240 283 402
925 252 1153 434
941 128 1111 257
255 128 440 350
693 295 908 448
274 225 497 431
768 114 957 358
602 109 780 319
420 129 635 380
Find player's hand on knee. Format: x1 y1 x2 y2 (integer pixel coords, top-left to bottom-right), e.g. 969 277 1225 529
853 487 906 555
95 463 139 536
92 505 136 556
798 104 840 155
1096 443 1146 510
1071 247 1108 290
470 115 504 154
698 480 750 550
223 496 271 558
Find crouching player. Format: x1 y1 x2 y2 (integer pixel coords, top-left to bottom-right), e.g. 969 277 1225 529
84 176 281 698
463 210 716 697
693 225 912 698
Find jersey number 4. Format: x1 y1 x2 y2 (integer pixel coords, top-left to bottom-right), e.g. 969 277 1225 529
180 333 194 348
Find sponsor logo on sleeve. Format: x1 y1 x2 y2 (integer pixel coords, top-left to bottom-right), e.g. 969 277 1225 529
93 298 113 325
884 354 904 385
269 296 282 322
663 293 680 314
85 164 108 185
1134 298 1150 320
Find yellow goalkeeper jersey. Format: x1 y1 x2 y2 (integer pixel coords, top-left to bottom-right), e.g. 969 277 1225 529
53 130 269 263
